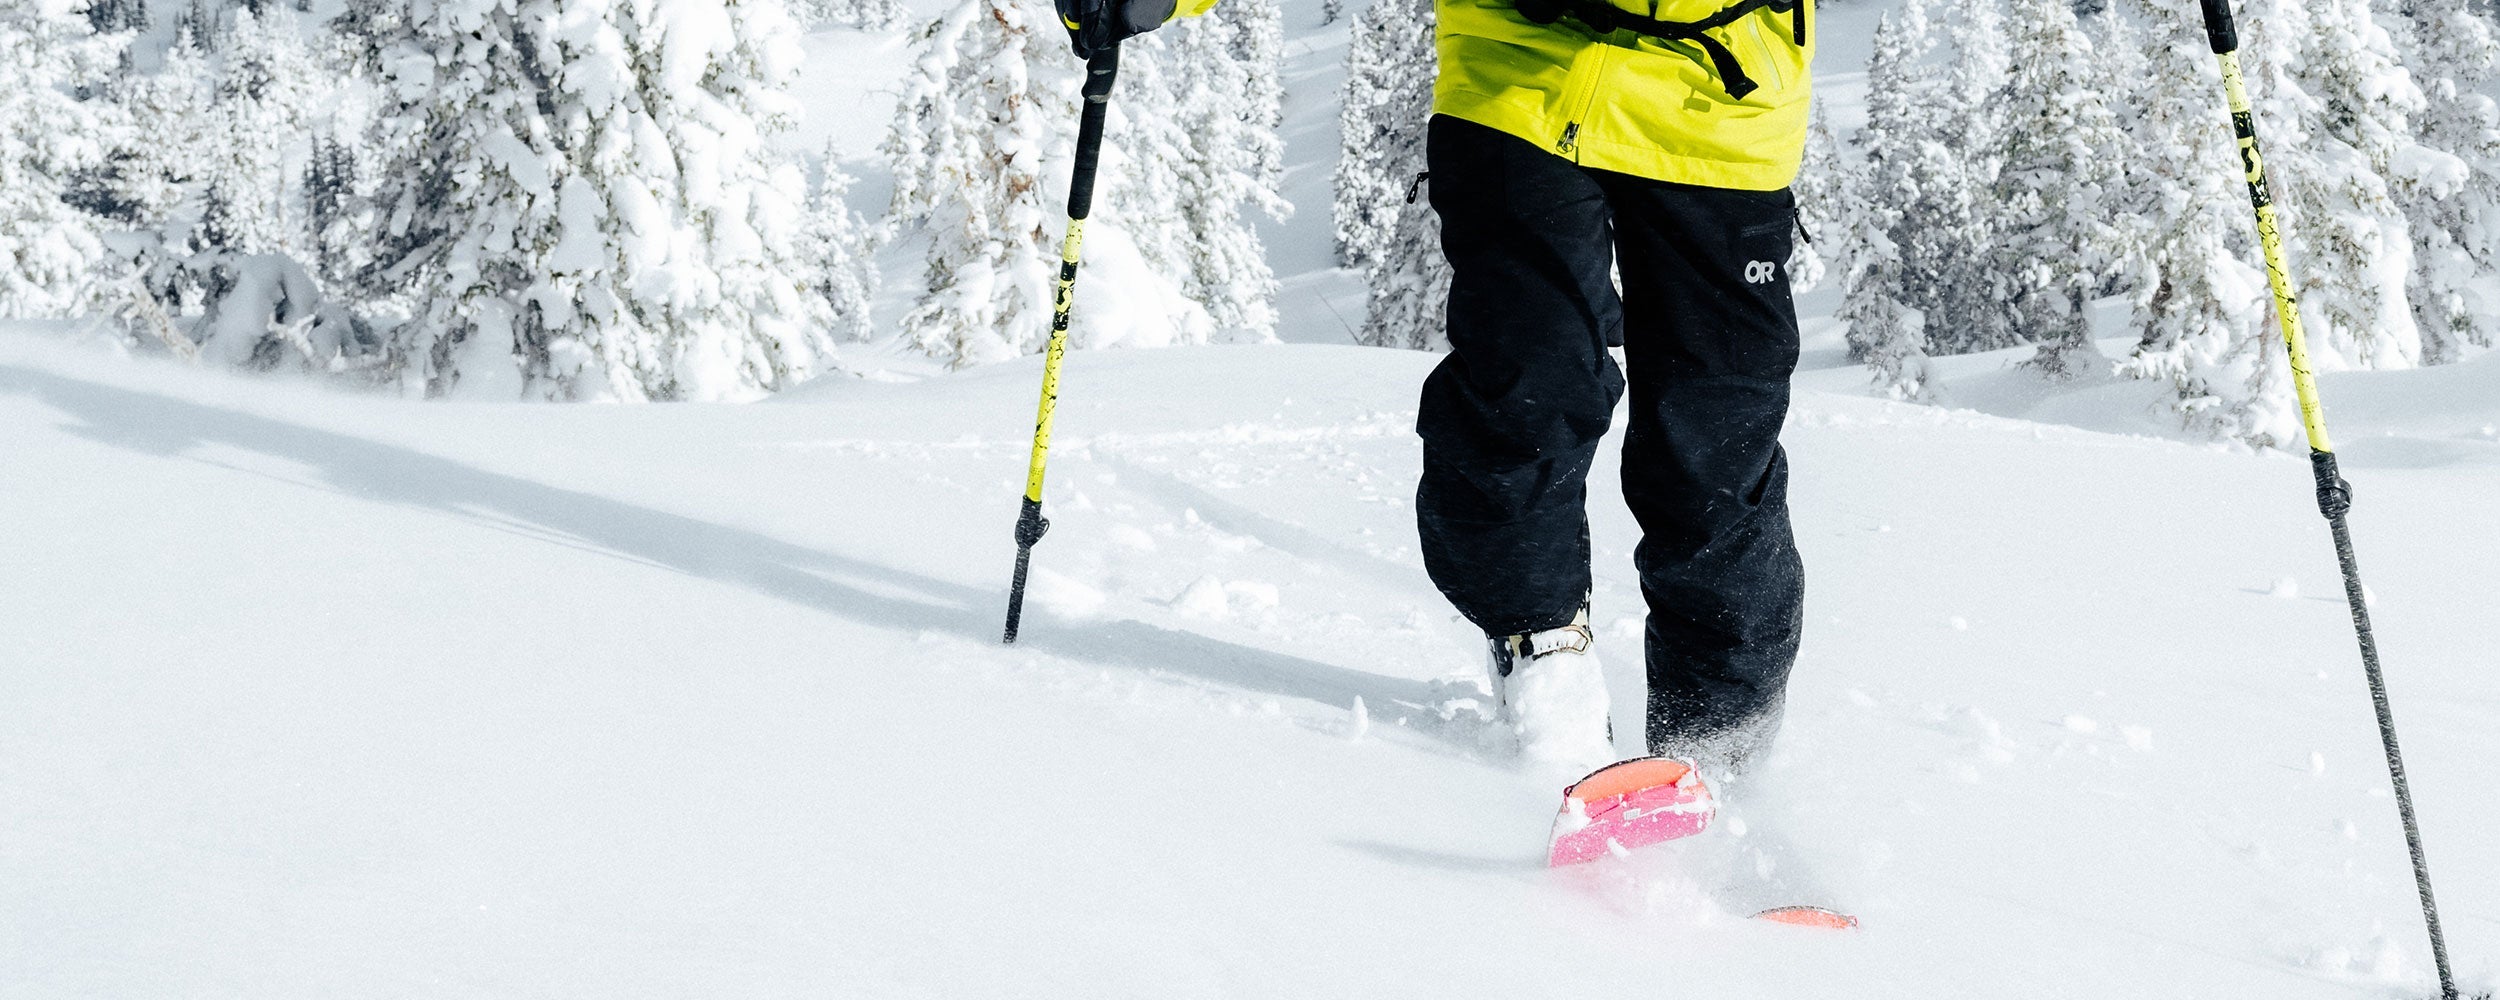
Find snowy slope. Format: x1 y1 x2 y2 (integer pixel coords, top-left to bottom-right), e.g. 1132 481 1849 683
4 330 2494 998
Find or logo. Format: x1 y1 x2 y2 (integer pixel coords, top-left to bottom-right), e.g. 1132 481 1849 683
1744 260 1778 284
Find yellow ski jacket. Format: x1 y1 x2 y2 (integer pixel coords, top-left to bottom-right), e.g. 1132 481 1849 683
1432 0 1814 190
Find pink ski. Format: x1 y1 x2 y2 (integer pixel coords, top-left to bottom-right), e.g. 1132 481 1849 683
1751 905 1860 930
1546 757 1862 929
1546 756 1716 867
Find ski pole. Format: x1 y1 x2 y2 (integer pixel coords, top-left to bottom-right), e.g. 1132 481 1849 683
2193 3 2463 997
1004 45 1121 645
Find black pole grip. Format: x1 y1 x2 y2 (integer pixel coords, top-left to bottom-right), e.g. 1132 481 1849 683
2310 450 2353 518
1066 46 1120 222
1013 496 1050 547
2198 0 2237 53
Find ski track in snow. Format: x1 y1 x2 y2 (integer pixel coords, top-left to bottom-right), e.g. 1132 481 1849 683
2 334 2496 999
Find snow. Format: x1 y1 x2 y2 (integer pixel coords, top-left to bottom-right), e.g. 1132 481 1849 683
9 0 2500 992
4 328 2496 998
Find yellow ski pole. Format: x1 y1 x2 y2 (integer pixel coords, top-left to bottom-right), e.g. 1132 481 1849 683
2193 3 2463 997
1005 46 1120 645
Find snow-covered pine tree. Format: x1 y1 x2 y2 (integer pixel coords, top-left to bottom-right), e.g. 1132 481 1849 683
2234 0 2424 371
1788 101 1846 292
0 0 111 318
303 130 365 294
352 0 836 400
886 0 1099 366
1110 0 1288 343
1332 0 1431 271
1839 0 1939 398
1336 0 1447 349
802 151 880 343
1912 0 2014 355
791 0 905 30
1990 0 2131 378
183 12 331 379
1837 228 1932 400
1108 35 1195 307
885 0 1227 367
121 8 353 372
1941 0 2010 143
1354 175 1448 350
1167 0 1289 342
85 0 148 35
192 11 316 259
2386 0 2500 362
2112 0 2288 444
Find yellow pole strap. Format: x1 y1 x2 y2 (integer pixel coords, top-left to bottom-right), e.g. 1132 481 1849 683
2214 51 2333 454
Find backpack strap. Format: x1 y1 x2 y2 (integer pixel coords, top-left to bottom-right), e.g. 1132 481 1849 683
1517 0 1806 100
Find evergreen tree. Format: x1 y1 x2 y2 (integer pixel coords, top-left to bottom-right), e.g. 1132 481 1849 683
1990 0 2131 378
86 0 150 34
2236 0 2425 371
1114 0 1289 343
1839 0 1939 398
351 0 836 400
1788 101 1846 292
1332 0 1431 271
2386 0 2500 362
791 0 905 30
1841 0 2025 383
148 9 350 371
887 0 1088 366
885 0 1265 367
1836 211 1933 401
2112 0 2289 444
1336 0 1446 349
0 0 111 318
1173 0 1289 341
193 11 317 257
1354 179 1447 350
801 152 880 343
303 131 365 293
71 6 396 373
1913 0 2013 355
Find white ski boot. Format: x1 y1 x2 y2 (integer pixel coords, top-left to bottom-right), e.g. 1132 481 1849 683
1486 605 1615 770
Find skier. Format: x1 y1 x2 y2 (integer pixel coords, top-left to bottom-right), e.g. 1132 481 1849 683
1062 0 1812 781
1418 0 1812 781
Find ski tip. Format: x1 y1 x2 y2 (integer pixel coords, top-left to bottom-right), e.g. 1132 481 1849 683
1561 756 1699 805
1751 905 1859 931
1547 756 1716 867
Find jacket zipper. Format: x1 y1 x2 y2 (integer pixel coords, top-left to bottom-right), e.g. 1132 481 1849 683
1745 16 1785 93
1556 42 1615 157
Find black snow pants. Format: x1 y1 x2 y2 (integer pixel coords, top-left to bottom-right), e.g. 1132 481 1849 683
1415 115 1805 761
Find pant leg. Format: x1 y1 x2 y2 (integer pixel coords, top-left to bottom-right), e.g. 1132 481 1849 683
1592 174 1806 765
1414 115 1624 637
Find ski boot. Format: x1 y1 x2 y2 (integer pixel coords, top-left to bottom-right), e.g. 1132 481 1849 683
1486 604 1614 770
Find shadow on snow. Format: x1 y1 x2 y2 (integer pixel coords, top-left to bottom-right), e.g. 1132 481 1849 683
0 364 1488 753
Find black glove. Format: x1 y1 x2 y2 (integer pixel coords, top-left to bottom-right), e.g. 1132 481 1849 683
1057 0 1177 59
